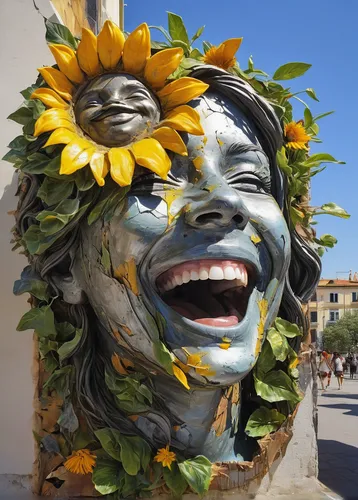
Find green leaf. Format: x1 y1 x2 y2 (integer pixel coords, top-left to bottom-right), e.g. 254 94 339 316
276 148 292 176
303 153 345 166
57 401 79 433
319 202 350 219
267 327 289 361
73 428 96 451
22 152 51 174
22 225 61 255
57 329 82 362
254 370 301 403
94 428 151 475
101 242 111 273
273 62 311 81
38 177 74 206
43 365 73 398
304 107 313 128
163 462 188 498
92 456 124 495
17 304 57 338
305 88 319 101
13 266 49 300
8 135 32 151
153 341 174 374
275 318 302 338
36 198 80 235
74 166 96 191
190 48 203 59
7 106 33 125
45 20 77 49
105 370 151 413
28 99 46 119
315 233 337 248
21 85 38 99
178 456 212 496
191 25 205 43
256 341 276 377
2 149 27 164
314 110 334 121
245 407 286 438
202 41 212 53
167 12 190 47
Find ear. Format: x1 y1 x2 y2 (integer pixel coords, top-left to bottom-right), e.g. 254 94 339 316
52 272 87 304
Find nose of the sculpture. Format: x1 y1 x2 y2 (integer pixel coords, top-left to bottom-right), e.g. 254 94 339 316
185 187 249 230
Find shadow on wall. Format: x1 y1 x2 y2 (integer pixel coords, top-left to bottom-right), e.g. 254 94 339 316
318 439 358 500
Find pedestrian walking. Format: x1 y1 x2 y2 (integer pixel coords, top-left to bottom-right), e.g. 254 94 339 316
332 352 344 389
349 354 357 379
318 351 333 390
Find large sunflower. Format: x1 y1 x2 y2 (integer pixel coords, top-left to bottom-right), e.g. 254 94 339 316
31 21 209 187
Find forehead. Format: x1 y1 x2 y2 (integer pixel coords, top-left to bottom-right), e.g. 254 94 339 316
77 73 148 98
192 92 261 147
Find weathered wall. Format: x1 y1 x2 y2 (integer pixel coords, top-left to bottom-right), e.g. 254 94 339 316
0 0 53 480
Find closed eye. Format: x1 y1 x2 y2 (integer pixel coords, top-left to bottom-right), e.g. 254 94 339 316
130 171 181 194
227 171 270 193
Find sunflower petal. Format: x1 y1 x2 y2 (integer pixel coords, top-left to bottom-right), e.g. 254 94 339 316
77 28 101 77
221 38 243 61
130 139 171 179
144 48 183 89
30 88 69 109
38 67 74 101
34 108 74 136
161 105 204 136
157 77 209 111
60 138 95 175
108 148 135 186
122 23 151 74
152 127 187 156
97 20 125 70
43 127 77 147
49 44 84 84
90 151 109 186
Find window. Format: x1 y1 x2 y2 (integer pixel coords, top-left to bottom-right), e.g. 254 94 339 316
310 311 318 322
352 292 358 302
310 329 317 342
329 311 339 322
330 293 338 303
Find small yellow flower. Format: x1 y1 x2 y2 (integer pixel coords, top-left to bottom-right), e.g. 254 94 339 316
154 445 176 469
64 449 96 475
284 121 311 150
203 38 242 70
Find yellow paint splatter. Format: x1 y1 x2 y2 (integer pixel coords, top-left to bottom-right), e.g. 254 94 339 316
176 348 216 376
172 363 190 390
128 415 139 422
114 258 139 295
118 323 132 336
173 425 181 432
217 138 224 147
164 188 182 226
203 136 208 145
255 298 268 356
206 184 219 193
111 353 134 375
193 156 204 170
251 234 261 245
218 343 230 350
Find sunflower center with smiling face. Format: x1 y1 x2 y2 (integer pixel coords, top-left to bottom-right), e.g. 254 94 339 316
74 73 161 147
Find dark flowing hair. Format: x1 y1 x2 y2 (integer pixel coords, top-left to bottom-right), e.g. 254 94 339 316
15 66 321 450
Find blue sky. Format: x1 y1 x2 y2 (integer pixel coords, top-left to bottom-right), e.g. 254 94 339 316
124 0 357 279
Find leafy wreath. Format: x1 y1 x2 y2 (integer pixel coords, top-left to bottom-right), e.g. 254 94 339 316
5 12 348 498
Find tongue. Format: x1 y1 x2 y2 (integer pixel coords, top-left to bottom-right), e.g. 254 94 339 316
194 316 239 327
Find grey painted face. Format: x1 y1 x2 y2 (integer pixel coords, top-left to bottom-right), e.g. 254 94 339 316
74 91 291 388
74 73 161 147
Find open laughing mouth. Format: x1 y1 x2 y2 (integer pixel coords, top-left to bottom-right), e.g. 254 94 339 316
156 260 255 327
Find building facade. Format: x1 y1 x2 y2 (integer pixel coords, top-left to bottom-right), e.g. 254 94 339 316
309 278 358 348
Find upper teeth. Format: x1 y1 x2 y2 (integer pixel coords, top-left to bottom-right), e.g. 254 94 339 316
157 262 248 294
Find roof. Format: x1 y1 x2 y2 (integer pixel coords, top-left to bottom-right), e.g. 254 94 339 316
318 279 358 287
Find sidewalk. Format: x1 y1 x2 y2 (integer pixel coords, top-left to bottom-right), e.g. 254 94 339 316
318 377 358 499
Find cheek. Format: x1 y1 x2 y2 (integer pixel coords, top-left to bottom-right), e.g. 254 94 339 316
108 195 169 268
244 194 290 258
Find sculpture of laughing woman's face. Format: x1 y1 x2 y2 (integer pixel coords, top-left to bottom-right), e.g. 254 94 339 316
71 84 291 389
